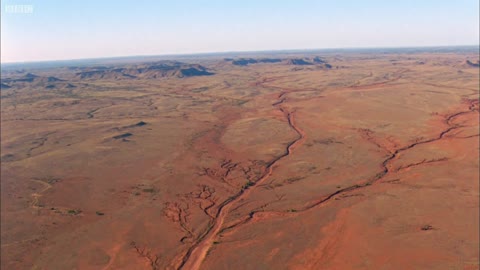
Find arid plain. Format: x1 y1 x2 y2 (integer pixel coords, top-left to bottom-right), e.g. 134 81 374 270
1 49 479 269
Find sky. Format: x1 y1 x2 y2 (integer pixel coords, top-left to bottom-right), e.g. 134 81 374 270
1 0 479 63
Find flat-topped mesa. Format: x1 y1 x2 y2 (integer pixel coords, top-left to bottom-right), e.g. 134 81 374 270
231 58 258 66
286 58 314 65
175 67 214 78
228 57 332 67
3 73 63 83
75 68 135 80
0 73 67 89
229 58 282 66
75 61 214 79
287 57 333 68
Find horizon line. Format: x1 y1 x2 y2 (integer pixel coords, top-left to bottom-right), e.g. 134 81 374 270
1 44 479 66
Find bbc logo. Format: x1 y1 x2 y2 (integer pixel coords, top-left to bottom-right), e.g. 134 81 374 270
5 5 34 14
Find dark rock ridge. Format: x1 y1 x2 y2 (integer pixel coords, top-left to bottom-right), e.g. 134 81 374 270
133 121 147 127
227 56 333 68
0 73 68 89
0 83 11 89
75 69 134 80
286 59 314 65
230 58 282 66
75 62 214 80
2 73 63 83
177 67 213 77
47 76 63 82
24 73 38 78
313 56 327 63
45 82 77 89
113 133 133 140
466 60 480 67
287 58 332 69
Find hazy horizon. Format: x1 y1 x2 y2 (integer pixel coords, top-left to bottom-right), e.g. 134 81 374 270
1 45 479 67
1 0 479 63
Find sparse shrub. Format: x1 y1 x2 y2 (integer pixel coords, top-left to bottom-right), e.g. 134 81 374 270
242 181 254 190
67 209 81 215
421 225 433 231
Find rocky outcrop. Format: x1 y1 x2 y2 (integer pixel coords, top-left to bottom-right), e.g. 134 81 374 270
230 58 282 66
466 60 480 67
0 83 11 89
75 62 214 79
286 59 313 65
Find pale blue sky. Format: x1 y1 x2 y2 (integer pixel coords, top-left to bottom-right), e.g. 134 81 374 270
1 0 479 63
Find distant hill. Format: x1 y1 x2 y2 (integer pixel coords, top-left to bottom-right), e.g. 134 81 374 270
313 56 327 63
286 59 313 65
466 60 480 67
75 68 133 80
230 58 282 66
0 83 11 89
175 66 214 77
1 73 63 84
74 62 214 79
0 73 73 90
0 61 215 90
227 57 332 67
285 58 332 69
